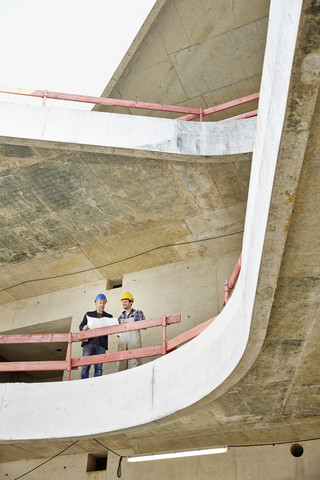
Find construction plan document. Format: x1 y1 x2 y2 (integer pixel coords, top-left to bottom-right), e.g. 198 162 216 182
87 316 119 329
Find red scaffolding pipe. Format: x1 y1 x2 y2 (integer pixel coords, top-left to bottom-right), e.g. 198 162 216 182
177 93 260 121
222 254 242 306
0 86 259 121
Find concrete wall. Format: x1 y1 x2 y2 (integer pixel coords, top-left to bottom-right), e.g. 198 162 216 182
1 440 319 480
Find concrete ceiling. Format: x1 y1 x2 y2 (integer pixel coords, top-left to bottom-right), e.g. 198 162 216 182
97 0 269 121
0 0 270 304
0 145 251 303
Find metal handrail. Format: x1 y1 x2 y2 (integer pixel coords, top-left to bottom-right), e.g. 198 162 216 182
0 86 259 121
0 314 219 380
0 257 241 380
0 315 180 380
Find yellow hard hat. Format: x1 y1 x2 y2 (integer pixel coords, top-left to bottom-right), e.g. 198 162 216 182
121 292 134 301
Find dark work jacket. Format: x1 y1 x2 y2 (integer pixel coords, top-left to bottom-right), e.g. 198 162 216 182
79 310 113 349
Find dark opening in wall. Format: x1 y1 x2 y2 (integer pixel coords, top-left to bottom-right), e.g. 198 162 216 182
106 277 123 290
0 317 72 383
86 454 108 472
290 443 304 457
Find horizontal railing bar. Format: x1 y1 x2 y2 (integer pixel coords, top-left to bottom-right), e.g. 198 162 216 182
0 333 70 344
167 317 216 352
222 109 258 121
0 347 165 372
0 87 259 122
177 93 259 121
0 86 201 115
73 345 163 368
0 360 68 372
78 314 181 342
203 92 259 116
0 315 181 345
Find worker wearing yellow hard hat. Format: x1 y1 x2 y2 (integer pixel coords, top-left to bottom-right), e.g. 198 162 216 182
117 292 145 371
120 292 134 301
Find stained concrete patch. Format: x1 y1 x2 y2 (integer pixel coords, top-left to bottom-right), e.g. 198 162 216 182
170 18 268 98
82 220 200 279
81 153 186 218
16 153 124 241
0 144 34 158
174 0 270 45
154 0 191 55
185 204 246 239
0 139 250 301
207 161 249 205
116 59 189 106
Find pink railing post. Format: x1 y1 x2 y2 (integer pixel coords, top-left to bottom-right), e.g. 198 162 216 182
42 89 48 107
162 316 167 355
200 108 204 122
222 254 242 306
224 280 230 305
66 332 72 381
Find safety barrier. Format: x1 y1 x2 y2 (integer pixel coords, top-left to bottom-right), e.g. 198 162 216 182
222 254 241 306
0 86 259 122
0 256 240 380
0 315 217 380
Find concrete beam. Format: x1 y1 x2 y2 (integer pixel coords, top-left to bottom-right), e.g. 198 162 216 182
0 103 256 162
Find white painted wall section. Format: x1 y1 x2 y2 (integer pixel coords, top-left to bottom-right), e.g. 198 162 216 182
0 102 256 159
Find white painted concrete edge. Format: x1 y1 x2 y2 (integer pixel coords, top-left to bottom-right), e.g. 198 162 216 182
0 101 256 160
0 0 302 441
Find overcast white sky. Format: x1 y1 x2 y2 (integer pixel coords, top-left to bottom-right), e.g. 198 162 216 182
0 0 156 109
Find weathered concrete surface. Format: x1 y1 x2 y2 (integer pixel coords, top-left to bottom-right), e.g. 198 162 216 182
0 0 270 304
0 1 319 477
97 0 270 121
0 115 252 303
0 0 319 458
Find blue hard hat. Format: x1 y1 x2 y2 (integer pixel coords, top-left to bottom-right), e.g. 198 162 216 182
95 293 107 302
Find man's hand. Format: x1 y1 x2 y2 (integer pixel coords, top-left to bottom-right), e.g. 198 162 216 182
83 325 89 331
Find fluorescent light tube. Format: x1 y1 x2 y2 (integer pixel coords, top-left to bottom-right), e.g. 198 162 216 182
126 446 228 462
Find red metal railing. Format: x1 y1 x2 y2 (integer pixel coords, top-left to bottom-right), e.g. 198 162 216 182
0 314 217 380
176 93 259 121
0 257 241 380
222 254 242 306
0 86 259 122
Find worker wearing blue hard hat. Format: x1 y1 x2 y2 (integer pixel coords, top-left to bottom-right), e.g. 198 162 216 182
94 293 107 302
79 293 113 379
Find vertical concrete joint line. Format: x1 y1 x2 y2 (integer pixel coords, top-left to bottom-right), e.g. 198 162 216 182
151 364 155 409
0 383 8 414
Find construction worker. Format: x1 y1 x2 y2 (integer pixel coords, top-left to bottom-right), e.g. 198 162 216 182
117 292 145 371
79 293 113 379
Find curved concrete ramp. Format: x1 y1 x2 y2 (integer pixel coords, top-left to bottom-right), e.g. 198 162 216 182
0 0 303 443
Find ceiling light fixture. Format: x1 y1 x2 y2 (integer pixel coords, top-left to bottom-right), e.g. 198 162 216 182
126 446 228 462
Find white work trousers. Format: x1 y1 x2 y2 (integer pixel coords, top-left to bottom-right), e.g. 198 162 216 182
118 329 142 371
